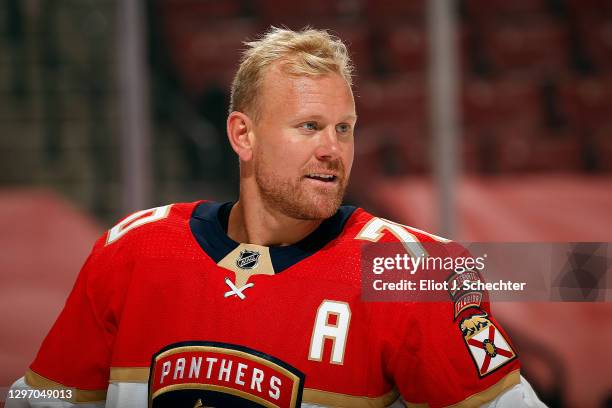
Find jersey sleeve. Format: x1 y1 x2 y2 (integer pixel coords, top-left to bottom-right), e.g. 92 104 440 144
26 236 123 404
6 377 105 408
388 242 521 408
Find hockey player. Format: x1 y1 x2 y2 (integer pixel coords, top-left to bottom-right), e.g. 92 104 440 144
7 27 546 408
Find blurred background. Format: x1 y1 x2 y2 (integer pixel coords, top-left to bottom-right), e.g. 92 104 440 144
1 0 611 407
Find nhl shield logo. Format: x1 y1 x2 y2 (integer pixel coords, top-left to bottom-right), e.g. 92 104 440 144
236 249 261 270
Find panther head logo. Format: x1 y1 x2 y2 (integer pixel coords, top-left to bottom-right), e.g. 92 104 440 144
460 313 490 338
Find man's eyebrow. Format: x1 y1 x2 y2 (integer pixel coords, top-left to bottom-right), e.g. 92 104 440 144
294 114 358 122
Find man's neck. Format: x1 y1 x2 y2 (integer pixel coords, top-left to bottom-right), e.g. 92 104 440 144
227 200 323 247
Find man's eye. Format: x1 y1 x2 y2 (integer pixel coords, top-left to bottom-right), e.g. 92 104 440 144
301 122 318 131
336 123 351 133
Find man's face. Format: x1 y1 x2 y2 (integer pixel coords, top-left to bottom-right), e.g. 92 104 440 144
250 63 356 220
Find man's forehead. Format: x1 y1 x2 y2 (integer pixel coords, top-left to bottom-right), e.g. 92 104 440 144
259 63 355 116
263 61 350 93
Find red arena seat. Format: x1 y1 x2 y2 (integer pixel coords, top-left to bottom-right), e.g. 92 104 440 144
594 126 612 171
464 0 549 21
385 24 428 74
364 0 426 22
158 0 244 20
577 19 612 73
462 78 541 129
255 0 359 24
356 76 427 128
566 0 612 21
482 17 569 77
355 124 430 176
164 21 257 93
558 77 612 130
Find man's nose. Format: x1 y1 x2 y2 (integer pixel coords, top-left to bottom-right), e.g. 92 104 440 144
314 126 341 160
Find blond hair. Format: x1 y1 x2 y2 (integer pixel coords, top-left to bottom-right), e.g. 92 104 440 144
229 27 354 119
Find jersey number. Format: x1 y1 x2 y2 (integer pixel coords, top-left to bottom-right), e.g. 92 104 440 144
106 205 172 245
356 217 450 257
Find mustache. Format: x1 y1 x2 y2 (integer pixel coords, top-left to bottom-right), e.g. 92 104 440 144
302 159 345 175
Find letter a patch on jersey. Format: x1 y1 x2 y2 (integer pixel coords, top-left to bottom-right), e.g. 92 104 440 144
460 313 517 377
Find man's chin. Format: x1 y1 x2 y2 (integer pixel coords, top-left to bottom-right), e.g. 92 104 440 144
291 194 343 220
295 207 337 221
257 178 346 220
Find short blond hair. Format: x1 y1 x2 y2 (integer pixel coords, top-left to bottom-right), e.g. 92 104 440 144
229 26 354 119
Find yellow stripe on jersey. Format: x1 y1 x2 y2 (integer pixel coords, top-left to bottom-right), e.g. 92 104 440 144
109 367 150 383
111 366 400 407
436 369 520 408
302 387 400 408
25 369 107 403
106 366 519 407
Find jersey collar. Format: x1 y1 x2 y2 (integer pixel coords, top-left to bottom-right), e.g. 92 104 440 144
189 201 357 273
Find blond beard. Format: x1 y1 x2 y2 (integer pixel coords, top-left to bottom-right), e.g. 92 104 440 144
254 161 348 221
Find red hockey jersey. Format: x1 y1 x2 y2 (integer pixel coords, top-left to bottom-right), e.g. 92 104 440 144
26 201 520 407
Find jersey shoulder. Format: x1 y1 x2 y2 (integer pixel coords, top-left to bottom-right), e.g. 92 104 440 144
72 201 205 317
94 201 202 256
320 208 458 290
341 208 469 281
342 208 453 245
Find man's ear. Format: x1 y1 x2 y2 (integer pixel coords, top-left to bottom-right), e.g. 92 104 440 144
227 111 255 162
